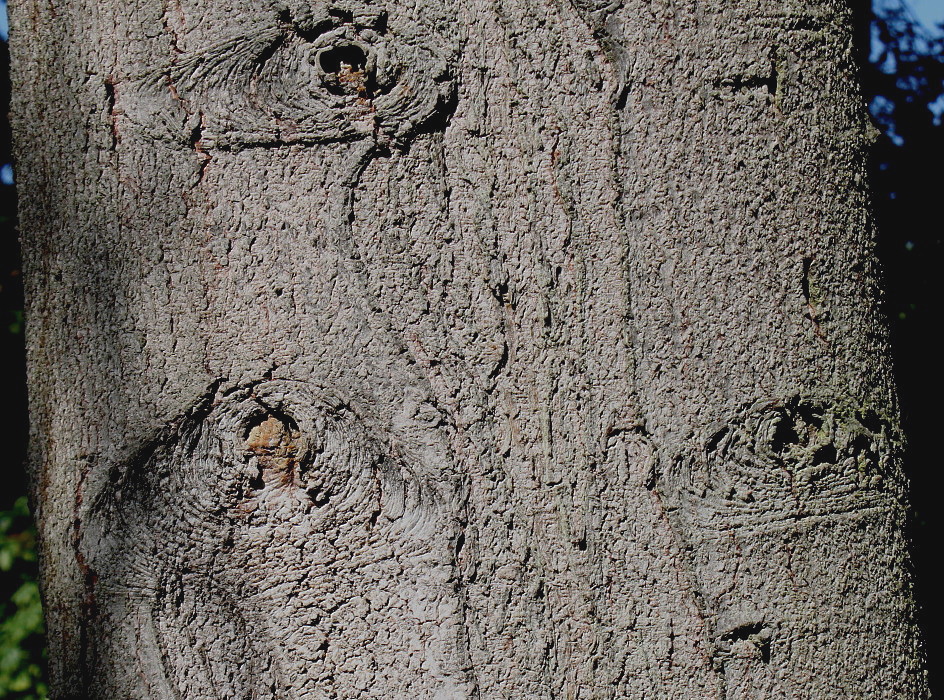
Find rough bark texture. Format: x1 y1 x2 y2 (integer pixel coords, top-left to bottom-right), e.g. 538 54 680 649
9 0 929 696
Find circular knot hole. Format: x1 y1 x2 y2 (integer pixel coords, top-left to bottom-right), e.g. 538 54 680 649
319 43 368 74
316 42 374 97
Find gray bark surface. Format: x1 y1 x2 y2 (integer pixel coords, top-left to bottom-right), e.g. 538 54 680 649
9 0 928 696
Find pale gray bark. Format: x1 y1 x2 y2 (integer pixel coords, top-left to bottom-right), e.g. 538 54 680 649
9 0 928 697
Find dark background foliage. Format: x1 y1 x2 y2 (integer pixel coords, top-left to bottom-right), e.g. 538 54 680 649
0 1 940 696
0 14 46 697
855 0 944 692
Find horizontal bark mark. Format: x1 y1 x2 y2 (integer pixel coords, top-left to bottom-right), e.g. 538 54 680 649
658 394 905 536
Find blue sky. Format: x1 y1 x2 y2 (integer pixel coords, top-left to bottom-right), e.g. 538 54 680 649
908 0 944 31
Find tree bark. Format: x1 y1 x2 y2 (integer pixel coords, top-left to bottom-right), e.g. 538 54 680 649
9 0 928 696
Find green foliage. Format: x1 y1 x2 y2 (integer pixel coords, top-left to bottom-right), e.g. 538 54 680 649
6 311 20 336
0 498 46 699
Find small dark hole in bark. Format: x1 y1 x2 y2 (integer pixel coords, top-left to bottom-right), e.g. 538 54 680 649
575 537 588 551
615 82 630 110
308 490 330 507
293 16 336 42
372 12 388 33
857 408 883 434
492 280 509 305
455 532 465 555
768 60 778 96
849 435 879 472
795 402 823 431
410 89 460 137
319 44 367 74
719 622 772 664
721 622 763 642
644 467 657 491
770 417 799 454
812 444 837 465
849 435 866 452
850 434 873 456
801 257 812 302
188 121 202 151
104 79 116 114
705 426 728 453
274 288 284 297
255 34 286 69
104 78 118 149
328 8 353 23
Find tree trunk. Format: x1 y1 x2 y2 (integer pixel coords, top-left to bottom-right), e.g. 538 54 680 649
9 0 928 696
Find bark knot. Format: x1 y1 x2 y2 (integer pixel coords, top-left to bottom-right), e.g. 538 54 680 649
126 6 458 150
245 414 302 488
